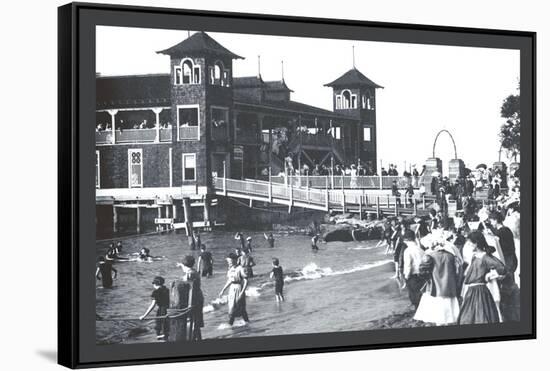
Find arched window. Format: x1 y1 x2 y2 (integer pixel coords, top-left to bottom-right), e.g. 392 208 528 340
209 60 229 86
182 60 193 84
174 58 200 85
342 90 351 109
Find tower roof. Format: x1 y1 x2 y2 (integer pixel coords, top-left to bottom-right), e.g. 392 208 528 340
264 80 294 93
157 31 244 59
324 68 383 89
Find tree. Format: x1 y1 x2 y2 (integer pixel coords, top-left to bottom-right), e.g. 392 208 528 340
499 89 520 162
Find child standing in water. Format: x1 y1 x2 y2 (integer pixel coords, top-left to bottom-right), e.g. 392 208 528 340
234 232 246 251
140 276 170 340
96 256 117 288
197 245 214 277
264 232 275 248
245 236 253 253
311 234 319 251
270 258 285 302
238 249 256 278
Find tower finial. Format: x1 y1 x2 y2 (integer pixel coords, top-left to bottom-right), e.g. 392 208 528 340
257 55 261 79
281 60 285 82
352 45 356 69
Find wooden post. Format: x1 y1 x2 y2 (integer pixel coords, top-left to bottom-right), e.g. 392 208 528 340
288 176 293 213
169 148 173 188
108 109 118 144
330 156 335 188
157 207 162 232
376 196 380 217
386 195 390 208
325 182 329 211
172 204 177 222
268 167 273 203
203 196 211 227
153 108 162 143
168 279 198 342
183 197 193 240
394 197 398 216
112 205 118 233
223 161 227 196
359 193 363 220
379 159 383 190
422 195 426 209
341 192 346 214
136 206 141 234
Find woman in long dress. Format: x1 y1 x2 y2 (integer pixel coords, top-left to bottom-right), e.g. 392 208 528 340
219 252 249 326
458 231 507 325
176 255 204 340
414 234 461 326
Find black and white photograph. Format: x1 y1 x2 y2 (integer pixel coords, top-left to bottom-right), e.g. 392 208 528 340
93 25 524 345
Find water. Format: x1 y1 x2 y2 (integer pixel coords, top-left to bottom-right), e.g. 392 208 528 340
95 231 408 344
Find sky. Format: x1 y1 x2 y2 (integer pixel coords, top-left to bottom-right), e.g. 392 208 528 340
96 26 520 173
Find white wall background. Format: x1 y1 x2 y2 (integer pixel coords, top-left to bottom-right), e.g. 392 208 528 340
0 0 547 369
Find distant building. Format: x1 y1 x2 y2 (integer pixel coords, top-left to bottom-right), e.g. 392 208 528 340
95 31 382 234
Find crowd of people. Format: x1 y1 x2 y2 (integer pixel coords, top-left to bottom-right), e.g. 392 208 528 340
277 155 427 180
379 187 521 326
96 119 172 132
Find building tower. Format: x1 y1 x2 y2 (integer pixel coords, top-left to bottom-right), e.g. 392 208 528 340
157 31 243 188
324 66 382 172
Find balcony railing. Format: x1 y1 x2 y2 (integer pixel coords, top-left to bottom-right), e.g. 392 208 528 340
269 175 430 189
159 128 172 142
178 125 199 141
234 131 261 145
96 127 173 144
116 128 157 143
299 133 333 147
95 131 113 144
212 127 229 142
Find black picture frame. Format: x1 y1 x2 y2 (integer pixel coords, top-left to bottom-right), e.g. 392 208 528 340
58 2 536 368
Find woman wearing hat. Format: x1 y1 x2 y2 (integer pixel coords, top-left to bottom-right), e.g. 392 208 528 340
219 252 250 326
414 231 462 326
458 231 507 324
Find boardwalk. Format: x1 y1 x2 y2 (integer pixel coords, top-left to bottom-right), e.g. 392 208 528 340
213 177 433 217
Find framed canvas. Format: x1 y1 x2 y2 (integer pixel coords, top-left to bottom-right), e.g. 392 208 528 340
58 2 536 368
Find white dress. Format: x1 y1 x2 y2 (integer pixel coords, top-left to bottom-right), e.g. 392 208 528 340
414 295 460 326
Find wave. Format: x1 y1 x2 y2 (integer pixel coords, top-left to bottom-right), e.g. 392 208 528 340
202 259 392 314
348 245 382 251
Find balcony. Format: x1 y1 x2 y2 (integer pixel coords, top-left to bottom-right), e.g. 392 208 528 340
159 128 172 142
299 133 333 147
234 131 261 145
95 127 173 144
178 125 199 141
211 126 229 142
95 131 113 144
116 128 156 143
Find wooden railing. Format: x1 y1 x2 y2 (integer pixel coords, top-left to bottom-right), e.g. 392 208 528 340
179 125 199 141
270 175 430 190
95 127 173 144
213 176 430 215
116 128 157 143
